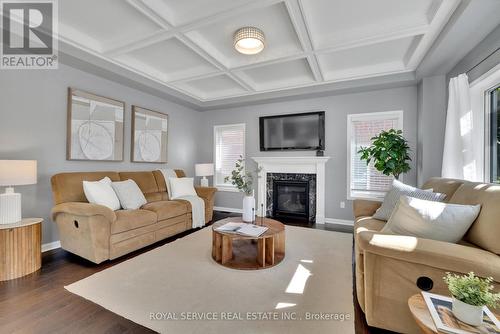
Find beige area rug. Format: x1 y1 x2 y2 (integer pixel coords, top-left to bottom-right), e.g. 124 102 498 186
66 226 354 334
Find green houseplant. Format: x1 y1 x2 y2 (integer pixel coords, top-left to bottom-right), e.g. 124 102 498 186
225 156 261 222
444 272 500 326
358 129 411 179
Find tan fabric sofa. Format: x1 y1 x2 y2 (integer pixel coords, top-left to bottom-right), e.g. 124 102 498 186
353 177 500 333
51 169 216 264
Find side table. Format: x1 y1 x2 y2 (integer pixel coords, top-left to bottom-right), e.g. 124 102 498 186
0 218 43 281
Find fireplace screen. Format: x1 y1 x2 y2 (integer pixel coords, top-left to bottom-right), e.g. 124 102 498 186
272 180 309 220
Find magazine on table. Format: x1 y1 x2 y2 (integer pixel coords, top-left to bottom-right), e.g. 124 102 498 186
421 291 499 334
215 222 268 237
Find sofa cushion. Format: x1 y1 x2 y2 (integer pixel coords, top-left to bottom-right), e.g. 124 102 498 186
152 169 188 199
51 172 120 205
83 177 121 211
142 200 188 221
112 209 157 234
450 182 500 254
382 196 480 243
421 178 465 203
373 180 446 221
118 171 162 203
112 179 147 210
169 177 197 199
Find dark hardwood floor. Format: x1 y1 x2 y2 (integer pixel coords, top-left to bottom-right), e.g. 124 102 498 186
0 212 388 334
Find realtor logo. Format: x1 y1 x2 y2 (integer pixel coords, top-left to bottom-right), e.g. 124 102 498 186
1 0 58 69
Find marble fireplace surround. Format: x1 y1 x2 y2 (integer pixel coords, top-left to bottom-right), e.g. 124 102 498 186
252 157 330 224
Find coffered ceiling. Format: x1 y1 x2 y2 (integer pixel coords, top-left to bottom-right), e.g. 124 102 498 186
58 0 461 104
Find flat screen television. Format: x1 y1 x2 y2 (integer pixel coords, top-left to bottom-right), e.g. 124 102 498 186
259 111 325 151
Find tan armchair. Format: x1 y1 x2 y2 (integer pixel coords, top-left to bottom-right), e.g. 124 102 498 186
353 178 500 333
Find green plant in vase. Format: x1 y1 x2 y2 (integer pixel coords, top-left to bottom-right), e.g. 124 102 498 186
225 156 262 222
444 272 500 326
358 129 411 179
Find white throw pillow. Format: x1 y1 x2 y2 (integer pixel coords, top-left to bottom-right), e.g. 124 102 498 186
381 196 481 243
111 179 147 210
169 177 197 199
373 180 446 221
83 177 121 211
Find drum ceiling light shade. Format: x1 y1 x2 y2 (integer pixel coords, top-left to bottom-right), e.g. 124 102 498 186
233 27 265 55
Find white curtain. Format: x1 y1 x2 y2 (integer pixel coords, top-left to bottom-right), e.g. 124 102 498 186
442 73 483 181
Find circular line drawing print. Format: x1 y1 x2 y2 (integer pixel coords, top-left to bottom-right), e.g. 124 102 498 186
78 121 114 160
138 131 161 162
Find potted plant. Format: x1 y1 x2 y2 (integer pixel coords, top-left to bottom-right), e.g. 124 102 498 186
444 272 500 326
225 156 261 223
358 129 411 179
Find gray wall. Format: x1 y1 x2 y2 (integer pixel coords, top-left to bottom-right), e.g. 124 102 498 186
199 86 418 221
417 75 447 186
447 24 500 83
0 64 201 244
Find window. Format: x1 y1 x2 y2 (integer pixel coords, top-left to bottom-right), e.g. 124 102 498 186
214 124 245 190
489 85 500 183
347 111 404 199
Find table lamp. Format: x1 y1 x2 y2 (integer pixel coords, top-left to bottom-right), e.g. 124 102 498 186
0 160 37 224
195 163 214 187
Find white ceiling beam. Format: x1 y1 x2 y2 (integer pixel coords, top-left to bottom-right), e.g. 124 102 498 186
176 0 284 33
175 35 255 91
405 0 461 69
285 0 324 81
103 30 174 57
227 72 256 92
231 52 309 71
126 0 173 30
305 55 324 82
315 23 430 55
100 0 177 57
168 71 224 85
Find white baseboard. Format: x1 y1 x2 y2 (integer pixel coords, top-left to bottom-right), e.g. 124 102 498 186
324 218 354 226
214 206 243 213
42 240 61 252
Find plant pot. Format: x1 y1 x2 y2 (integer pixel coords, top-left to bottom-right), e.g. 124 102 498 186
452 298 484 326
242 195 255 223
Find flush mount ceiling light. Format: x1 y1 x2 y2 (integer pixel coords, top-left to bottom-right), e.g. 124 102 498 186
233 27 265 55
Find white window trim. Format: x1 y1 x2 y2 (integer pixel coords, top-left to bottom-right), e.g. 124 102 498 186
213 123 246 192
346 110 404 200
470 63 500 183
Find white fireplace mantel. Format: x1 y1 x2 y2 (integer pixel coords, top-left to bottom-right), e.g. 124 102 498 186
252 156 330 224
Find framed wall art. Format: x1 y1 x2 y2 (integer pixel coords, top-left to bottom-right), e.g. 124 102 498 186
131 106 168 163
67 88 124 161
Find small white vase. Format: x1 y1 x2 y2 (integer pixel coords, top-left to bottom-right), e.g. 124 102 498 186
242 195 255 223
452 298 484 326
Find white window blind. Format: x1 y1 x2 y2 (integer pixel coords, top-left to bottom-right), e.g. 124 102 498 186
347 111 403 199
214 124 245 189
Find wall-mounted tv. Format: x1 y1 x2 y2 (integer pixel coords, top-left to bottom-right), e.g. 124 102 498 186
259 111 325 151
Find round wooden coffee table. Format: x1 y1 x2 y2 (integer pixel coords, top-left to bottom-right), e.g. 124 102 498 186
212 217 285 270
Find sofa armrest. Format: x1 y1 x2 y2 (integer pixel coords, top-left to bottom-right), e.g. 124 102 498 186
195 186 217 201
353 199 382 219
51 202 116 223
195 186 217 222
357 231 500 281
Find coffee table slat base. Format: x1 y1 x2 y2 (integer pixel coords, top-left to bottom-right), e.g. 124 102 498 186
212 217 285 270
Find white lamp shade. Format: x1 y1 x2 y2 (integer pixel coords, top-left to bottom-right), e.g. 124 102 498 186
195 163 214 177
0 160 37 186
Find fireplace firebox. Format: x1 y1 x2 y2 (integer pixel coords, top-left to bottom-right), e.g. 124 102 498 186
272 180 309 221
